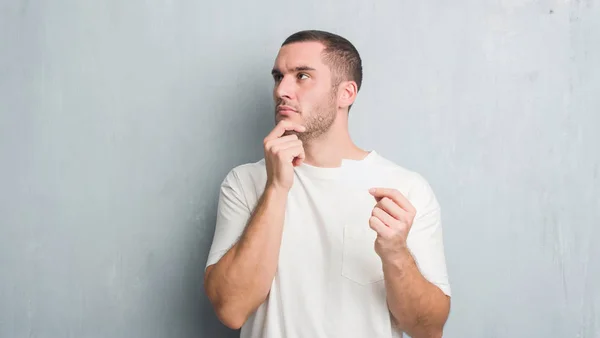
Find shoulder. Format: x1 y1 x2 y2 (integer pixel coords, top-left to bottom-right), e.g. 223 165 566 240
370 152 440 214
220 158 267 197
370 153 433 192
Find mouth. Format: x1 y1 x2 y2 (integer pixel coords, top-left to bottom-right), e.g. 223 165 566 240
276 106 298 115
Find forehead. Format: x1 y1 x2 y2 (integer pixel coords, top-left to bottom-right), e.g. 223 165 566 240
273 41 328 71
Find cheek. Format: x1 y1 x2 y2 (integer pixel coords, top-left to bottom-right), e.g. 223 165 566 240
302 87 322 102
297 83 332 111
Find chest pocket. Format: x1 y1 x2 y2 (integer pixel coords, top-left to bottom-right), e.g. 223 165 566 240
341 192 385 285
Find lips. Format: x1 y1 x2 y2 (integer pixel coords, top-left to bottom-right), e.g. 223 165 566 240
277 106 297 113
276 106 298 116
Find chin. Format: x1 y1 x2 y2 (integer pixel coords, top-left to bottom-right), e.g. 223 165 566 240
276 114 302 124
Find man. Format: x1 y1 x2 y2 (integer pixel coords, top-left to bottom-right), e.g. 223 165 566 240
204 30 451 338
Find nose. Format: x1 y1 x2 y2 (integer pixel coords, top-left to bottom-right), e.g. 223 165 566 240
275 75 295 100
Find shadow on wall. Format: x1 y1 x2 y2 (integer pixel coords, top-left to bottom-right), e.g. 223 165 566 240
194 71 276 337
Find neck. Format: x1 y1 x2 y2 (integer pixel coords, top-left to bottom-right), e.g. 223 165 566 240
301 113 369 168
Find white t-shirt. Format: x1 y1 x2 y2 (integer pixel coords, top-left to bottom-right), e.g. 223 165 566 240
206 151 451 338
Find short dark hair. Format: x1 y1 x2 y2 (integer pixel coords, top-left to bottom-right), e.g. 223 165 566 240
282 30 363 95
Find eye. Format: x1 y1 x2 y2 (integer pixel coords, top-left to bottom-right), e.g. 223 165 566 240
298 73 309 80
273 74 283 82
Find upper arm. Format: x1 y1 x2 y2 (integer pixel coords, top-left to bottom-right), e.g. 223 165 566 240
406 174 452 297
205 169 252 271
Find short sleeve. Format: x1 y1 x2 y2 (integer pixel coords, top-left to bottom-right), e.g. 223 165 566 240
205 169 252 270
406 174 451 297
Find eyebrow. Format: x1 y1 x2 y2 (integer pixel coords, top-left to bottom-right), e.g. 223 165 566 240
271 65 316 76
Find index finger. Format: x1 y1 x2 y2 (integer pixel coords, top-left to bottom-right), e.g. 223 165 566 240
368 187 415 213
265 121 306 141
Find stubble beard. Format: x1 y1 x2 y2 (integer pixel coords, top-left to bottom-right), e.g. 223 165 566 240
293 90 338 143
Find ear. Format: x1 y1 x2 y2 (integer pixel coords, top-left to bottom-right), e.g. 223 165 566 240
337 80 358 110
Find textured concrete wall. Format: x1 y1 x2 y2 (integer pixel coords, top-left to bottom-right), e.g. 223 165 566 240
1 0 598 337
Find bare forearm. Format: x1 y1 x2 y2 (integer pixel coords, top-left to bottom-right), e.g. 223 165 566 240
206 186 288 327
383 249 450 338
